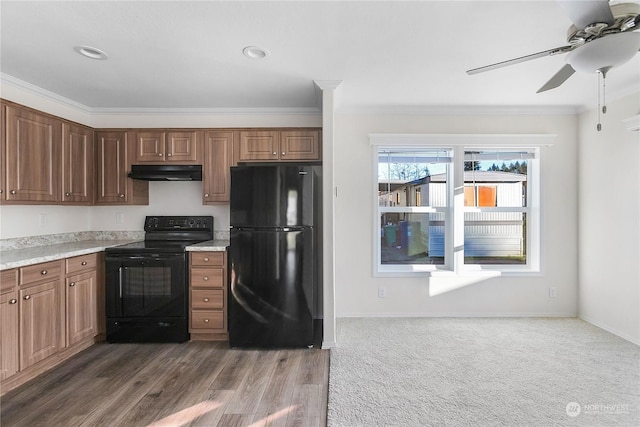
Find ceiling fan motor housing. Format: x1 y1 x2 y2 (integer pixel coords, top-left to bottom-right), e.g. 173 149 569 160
566 2 640 45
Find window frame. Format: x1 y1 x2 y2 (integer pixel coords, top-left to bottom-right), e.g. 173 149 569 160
370 134 553 278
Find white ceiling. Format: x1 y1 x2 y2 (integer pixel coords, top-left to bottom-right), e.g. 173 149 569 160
1 1 639 113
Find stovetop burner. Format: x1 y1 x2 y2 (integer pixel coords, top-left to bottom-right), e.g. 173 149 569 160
106 216 214 254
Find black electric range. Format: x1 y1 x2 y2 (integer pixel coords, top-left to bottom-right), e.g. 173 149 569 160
104 216 213 343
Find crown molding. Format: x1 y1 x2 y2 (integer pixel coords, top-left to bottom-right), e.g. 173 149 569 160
89 106 322 116
314 80 343 91
337 104 580 115
1 73 92 113
1 73 322 117
622 114 640 131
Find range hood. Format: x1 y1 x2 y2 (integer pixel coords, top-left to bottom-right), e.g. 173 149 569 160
128 164 202 181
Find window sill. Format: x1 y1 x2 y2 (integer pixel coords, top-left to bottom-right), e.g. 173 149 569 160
374 266 542 278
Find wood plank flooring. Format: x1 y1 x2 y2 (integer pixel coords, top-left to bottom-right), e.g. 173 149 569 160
0 342 330 427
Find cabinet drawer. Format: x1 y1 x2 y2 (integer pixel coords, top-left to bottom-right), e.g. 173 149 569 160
190 252 225 267
1 269 18 293
191 310 224 330
20 261 62 286
66 253 98 274
191 289 224 310
190 268 224 288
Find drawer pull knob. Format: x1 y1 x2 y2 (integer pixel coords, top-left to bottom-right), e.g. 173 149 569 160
23 295 31 300
203 257 209 262
81 261 88 266
69 282 76 287
203 276 209 281
119 194 125 198
10 190 16 195
158 153 163 157
41 270 48 275
203 319 209 323
204 194 209 197
204 298 209 302
65 192 71 197
272 152 277 156
9 299 17 305
282 152 286 156
167 153 172 157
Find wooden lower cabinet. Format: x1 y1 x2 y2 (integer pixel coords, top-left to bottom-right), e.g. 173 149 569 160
66 271 97 346
189 251 228 341
0 253 102 396
0 269 19 381
19 280 62 370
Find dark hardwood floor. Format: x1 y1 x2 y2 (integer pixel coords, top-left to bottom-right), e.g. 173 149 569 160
0 342 330 426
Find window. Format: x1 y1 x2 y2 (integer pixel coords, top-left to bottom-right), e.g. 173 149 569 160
377 149 450 270
371 134 546 276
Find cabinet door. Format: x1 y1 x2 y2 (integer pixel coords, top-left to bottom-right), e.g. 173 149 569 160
19 280 60 370
237 131 280 162
0 102 6 202
280 130 321 161
5 106 61 202
134 131 165 163
166 131 199 163
66 271 97 346
203 131 233 204
95 131 129 204
62 123 94 204
0 290 19 380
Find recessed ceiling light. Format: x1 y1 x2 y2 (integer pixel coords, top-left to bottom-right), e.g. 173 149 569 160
242 46 269 60
74 45 109 60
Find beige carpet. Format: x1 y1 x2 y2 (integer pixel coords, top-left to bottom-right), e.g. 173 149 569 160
328 318 640 426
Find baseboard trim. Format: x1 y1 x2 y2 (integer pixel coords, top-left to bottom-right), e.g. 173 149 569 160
338 312 577 319
579 315 640 346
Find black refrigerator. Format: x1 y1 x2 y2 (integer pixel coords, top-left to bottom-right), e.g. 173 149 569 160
229 164 322 348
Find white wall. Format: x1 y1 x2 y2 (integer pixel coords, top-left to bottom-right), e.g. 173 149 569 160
333 112 579 317
578 92 640 345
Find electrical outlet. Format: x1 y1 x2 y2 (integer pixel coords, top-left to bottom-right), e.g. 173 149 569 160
39 213 47 226
549 287 557 298
116 212 125 224
378 287 386 298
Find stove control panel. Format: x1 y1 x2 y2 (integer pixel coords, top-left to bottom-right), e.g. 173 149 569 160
144 216 214 231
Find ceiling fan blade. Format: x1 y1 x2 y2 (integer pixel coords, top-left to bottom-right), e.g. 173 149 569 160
466 45 573 75
537 64 576 93
557 0 614 29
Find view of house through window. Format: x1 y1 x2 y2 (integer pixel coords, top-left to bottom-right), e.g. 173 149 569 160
376 145 538 273
378 149 449 266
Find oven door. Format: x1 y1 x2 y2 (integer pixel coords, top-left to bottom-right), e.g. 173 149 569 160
105 252 187 319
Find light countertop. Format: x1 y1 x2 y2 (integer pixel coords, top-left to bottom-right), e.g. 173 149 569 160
185 240 229 252
0 239 230 271
0 240 139 271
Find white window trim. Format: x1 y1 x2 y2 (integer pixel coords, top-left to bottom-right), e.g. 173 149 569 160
371 134 554 278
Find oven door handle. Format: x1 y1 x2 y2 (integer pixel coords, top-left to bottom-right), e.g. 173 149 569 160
118 266 124 299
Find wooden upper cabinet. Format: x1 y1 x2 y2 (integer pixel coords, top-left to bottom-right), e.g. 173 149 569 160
203 131 234 204
236 129 321 163
5 105 62 202
0 102 6 203
134 131 199 164
280 130 321 161
237 130 280 162
95 131 148 205
62 123 94 204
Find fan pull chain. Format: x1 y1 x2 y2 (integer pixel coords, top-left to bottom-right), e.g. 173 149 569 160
596 67 609 132
597 71 602 132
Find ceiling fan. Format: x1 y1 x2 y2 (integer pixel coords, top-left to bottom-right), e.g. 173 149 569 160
467 0 640 94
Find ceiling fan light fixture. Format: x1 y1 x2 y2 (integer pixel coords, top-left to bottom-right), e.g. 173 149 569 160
566 31 640 73
74 45 108 60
